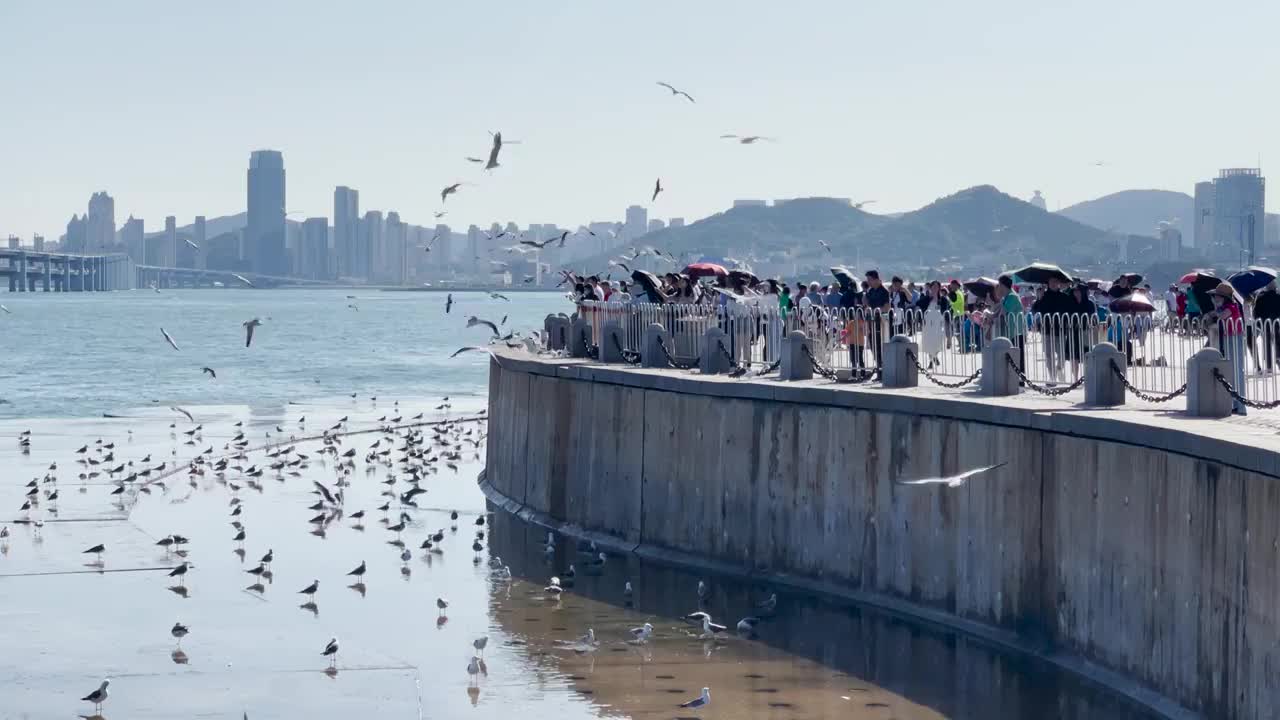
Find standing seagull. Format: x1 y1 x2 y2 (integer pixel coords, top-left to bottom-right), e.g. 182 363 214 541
473 636 488 657
299 579 319 601
83 543 106 562
347 560 366 580
895 462 1007 488
171 622 190 646
436 597 449 616
656 81 695 103
243 318 262 348
81 679 110 713
679 687 711 709
322 637 339 667
160 328 181 351
652 178 663 202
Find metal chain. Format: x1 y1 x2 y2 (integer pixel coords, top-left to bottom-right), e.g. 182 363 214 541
757 358 781 376
715 339 750 376
1109 360 1187 403
906 350 981 388
801 343 838 380
1005 355 1086 396
611 333 642 365
1211 368 1280 410
657 339 700 370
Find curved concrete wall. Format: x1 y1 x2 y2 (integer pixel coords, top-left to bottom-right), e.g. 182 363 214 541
484 356 1280 720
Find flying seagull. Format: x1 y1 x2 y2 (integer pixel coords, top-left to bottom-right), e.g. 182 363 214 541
817 239 831 253
466 316 500 337
720 134 775 144
160 328 180 351
184 238 199 251
488 292 509 302
201 367 217 379
0 305 10 314
652 178 663 202
895 462 1007 488
232 273 254 288
445 293 454 314
852 199 877 210
170 406 195 423
486 132 505 170
243 318 262 348
465 156 484 163
441 183 463 203
450 346 497 359
656 81 695 103
680 688 711 709
434 211 447 218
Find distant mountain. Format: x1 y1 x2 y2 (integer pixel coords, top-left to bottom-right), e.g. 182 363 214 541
139 212 253 241
1058 189 1192 238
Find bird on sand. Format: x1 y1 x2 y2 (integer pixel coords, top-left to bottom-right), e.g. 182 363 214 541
441 183 463 203
656 81 695 103
160 328 181 351
720 134 775 144
629 622 653 643
652 178 663 202
81 679 110 713
680 687 711 709
895 462 1007 488
466 316 500 337
201 367 217 379
347 560 366 580
83 543 105 561
322 637 339 667
243 318 262 347
171 622 189 645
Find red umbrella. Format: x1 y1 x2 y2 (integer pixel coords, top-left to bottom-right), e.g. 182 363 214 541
682 262 728 279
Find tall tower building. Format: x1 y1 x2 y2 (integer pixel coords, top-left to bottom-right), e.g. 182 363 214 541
162 215 178 267
466 225 482 275
247 150 287 275
357 211 383 281
1212 168 1265 264
333 186 359 279
384 211 406 284
433 224 452 267
86 191 116 251
1193 181 1215 250
120 216 144 263
301 217 329 280
624 205 648 241
64 214 88 253
193 216 207 269
1029 190 1047 211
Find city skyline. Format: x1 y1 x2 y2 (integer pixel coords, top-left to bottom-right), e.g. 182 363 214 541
4 1 1280 240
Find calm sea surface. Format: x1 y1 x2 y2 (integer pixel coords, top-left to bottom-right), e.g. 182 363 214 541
0 288 1159 719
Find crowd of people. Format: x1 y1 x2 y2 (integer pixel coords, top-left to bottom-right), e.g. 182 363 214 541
571 267 1280 416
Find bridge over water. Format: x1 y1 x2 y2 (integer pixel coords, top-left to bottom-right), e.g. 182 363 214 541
0 247 335 292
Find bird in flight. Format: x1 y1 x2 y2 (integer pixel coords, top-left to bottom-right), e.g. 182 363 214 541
656 81 695 103
184 239 200 251
451 345 497 359
608 260 632 274
817 239 831 253
852 200 877 210
486 132 506 170
160 328 181 351
720 134 775 144
464 157 484 164
434 211 447 218
201 367 217 379
0 304 9 314
467 316 501 337
445 293 454 314
243 318 262 348
652 178 663 202
488 292 510 302
170 406 195 423
232 273 254 288
424 233 441 252
441 183 463 203
895 462 1007 488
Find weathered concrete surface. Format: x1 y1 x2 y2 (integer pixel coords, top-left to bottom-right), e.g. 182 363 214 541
484 355 1280 720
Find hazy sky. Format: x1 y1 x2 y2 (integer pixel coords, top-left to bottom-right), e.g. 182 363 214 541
3 0 1278 239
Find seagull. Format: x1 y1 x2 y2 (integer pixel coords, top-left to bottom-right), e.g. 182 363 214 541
299 579 319 601
81 679 110 713
473 636 488 657
720 134 775 144
445 293 454 314
656 81 695 103
184 238 199 251
441 183 463 203
652 178 663 202
486 132 505 170
756 592 777 614
160 328 180 351
685 611 726 633
698 614 723 638
629 622 653 643
322 637 339 666
544 577 563 596
467 656 480 682
852 199 877 210
0 304 10 313
171 621 190 645
168 562 191 583
817 239 831 253
232 273 254 288
736 617 760 634
680 687 711 709
243 318 262 347
170 406 194 422
260 549 273 568
895 461 1007 488
466 316 500 337
436 597 448 615
488 292 509 302
201 366 217 379
465 156 484 163
83 543 106 561
347 560 366 579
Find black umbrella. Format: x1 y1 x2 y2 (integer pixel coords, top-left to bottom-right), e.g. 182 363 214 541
630 269 664 303
1115 272 1143 287
963 277 999 298
1012 262 1072 285
830 266 857 288
728 269 759 287
1180 270 1222 312
1109 292 1155 313
1228 266 1278 296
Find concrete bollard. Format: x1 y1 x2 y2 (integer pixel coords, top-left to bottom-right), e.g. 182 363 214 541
882 335 919 388
1186 347 1232 418
641 323 671 369
699 327 731 375
545 315 569 351
599 321 625 363
779 331 813 381
980 336 1020 396
1084 342 1126 407
569 317 593 358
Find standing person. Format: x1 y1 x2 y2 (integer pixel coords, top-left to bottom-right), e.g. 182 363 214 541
1066 283 1096 378
1205 283 1247 415
918 281 946 369
864 270 890 368
1164 284 1179 327
888 276 912 336
994 276 1027 374
1184 285 1201 326
947 279 965 349
1255 281 1280 373
1031 276 1074 382
839 279 866 372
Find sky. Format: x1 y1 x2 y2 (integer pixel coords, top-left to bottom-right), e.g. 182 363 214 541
3 0 1279 240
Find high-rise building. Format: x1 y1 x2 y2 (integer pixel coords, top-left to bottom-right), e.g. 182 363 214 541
247 150 286 275
6 235 18 249
32 234 44 251
433 224 452 269
624 205 648 241
668 218 685 229
357 211 383 281
466 225 482 275
333 186 359 279
385 211 407 284
1029 190 1047 211
1156 221 1182 262
193 216 207 269
300 217 329 280
1211 168 1265 264
64 214 87 253
1193 181 1215 249
647 219 666 233
86 191 115 251
162 215 178 267
121 216 144 263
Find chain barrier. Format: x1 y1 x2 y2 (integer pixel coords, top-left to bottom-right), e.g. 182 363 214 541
1005 355 1086 396
657 340 700 370
611 334 642 365
715 340 751 377
906 351 981 388
1211 368 1280 410
757 358 782 376
801 344 839 380
1109 360 1187 404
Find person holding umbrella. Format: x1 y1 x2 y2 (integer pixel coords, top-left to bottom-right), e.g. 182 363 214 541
1204 283 1247 415
1032 275 1075 383
1256 281 1280 373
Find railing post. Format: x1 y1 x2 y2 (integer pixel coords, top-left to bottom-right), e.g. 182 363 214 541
780 331 813 381
600 321 625 363
980 336 1020 396
1084 342 1126 407
883 334 919 388
545 315 569 351
569 317 593 358
641 323 670 369
700 327 729 375
1187 347 1231 418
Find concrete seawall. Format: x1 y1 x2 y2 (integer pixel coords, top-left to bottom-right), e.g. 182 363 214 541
483 354 1280 720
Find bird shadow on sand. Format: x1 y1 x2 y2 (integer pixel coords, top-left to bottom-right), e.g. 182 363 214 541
171 649 189 665
167 585 190 598
347 582 367 597
299 601 319 617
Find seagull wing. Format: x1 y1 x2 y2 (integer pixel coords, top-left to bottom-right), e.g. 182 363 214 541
896 462 1007 487
201 367 217 379
161 328 180 351
677 90 695 103
656 81 677 94
232 273 254 287
244 322 255 348
451 346 494 359
478 320 500 336
465 156 484 163
170 406 194 423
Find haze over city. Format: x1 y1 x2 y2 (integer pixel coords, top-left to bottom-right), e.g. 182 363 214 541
4 0 1278 242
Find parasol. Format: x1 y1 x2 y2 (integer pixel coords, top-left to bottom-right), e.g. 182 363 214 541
1109 292 1155 314
830 266 857 288
963 277 999 298
1012 262 1072 285
681 262 728 279
1228 266 1278 297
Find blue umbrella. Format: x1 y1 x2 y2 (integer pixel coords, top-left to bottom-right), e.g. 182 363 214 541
1228 266 1277 296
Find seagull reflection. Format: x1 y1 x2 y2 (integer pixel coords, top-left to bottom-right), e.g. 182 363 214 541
299 602 319 617
467 685 480 706
436 615 448 628
245 582 266 594
233 548 246 561
347 582 367 597
400 565 411 580
168 585 190 598
171 649 189 665
323 666 339 679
